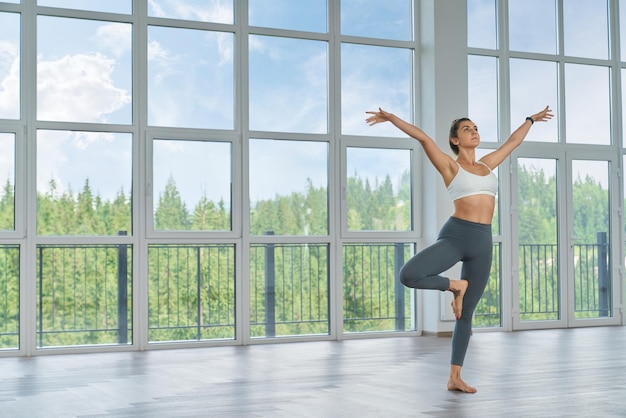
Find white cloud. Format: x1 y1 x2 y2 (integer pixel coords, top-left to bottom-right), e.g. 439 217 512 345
0 40 19 119
96 23 132 58
72 131 115 151
147 40 178 86
147 39 171 62
148 0 233 24
214 32 233 65
37 53 131 122
147 0 166 17
248 35 282 60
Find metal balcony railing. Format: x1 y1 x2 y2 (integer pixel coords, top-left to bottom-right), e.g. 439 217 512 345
36 243 132 347
518 232 610 320
0 235 612 349
147 244 236 342
0 245 19 348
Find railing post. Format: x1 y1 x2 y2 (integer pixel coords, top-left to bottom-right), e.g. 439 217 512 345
38 246 43 347
197 246 202 340
117 231 128 344
597 232 609 317
264 231 275 337
394 243 405 331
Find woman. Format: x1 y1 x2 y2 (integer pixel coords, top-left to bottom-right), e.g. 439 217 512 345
365 106 553 393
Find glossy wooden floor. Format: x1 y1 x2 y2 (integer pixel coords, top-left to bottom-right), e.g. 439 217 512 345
1 326 626 417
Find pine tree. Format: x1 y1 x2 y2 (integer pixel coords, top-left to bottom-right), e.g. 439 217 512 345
155 175 190 230
0 178 14 230
76 178 97 234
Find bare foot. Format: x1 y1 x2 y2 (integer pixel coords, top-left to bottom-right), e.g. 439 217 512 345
447 377 477 393
449 279 468 319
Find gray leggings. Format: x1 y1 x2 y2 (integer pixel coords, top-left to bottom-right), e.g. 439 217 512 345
398 217 492 366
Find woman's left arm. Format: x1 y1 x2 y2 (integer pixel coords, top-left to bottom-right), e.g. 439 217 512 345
481 105 553 169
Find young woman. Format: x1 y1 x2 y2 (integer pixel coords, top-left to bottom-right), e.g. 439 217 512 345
365 106 553 393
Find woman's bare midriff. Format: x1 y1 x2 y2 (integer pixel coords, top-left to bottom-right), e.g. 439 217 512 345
451 195 495 225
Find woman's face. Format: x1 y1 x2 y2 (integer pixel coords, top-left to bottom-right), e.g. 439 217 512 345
453 120 480 148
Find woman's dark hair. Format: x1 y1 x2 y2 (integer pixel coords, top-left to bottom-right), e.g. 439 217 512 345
448 117 471 155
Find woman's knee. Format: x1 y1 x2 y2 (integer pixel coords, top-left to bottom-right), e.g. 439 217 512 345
398 264 439 289
398 264 414 287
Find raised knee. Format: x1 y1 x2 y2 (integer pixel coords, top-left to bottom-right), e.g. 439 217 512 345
398 265 421 288
398 266 411 287
399 273 410 288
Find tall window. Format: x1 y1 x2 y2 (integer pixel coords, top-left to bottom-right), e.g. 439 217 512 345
469 0 621 329
341 0 416 334
1 0 427 353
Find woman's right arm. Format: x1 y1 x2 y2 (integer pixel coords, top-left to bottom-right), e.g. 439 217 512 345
366 108 455 179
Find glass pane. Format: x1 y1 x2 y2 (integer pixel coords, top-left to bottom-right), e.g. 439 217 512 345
249 0 326 32
510 59 558 143
509 0 556 54
342 44 412 136
37 17 132 124
38 0 131 14
153 139 231 232
468 55 498 143
0 12 20 120
565 64 610 144
517 158 560 321
36 245 133 348
518 158 559 322
346 147 412 232
148 26 234 129
148 0 234 24
0 245 19 350
474 243 502 327
563 0 609 59
467 0 496 49
343 243 414 333
341 0 412 41
0 133 15 231
249 36 328 134
572 160 611 319
250 243 329 338
37 130 132 236
621 0 626 60
249 139 328 236
148 244 235 342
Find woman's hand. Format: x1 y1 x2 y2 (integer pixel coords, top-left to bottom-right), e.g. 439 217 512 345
365 107 393 126
530 105 554 123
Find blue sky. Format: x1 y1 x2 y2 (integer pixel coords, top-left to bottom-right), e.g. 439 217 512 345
0 0 615 211
0 1 413 209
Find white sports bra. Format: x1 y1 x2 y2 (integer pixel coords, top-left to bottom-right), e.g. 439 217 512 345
446 161 498 201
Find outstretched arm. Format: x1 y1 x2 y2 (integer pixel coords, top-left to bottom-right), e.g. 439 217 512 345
481 105 553 169
366 108 456 178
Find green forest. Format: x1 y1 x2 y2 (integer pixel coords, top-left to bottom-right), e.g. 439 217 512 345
0 165 613 347
0 165 609 240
